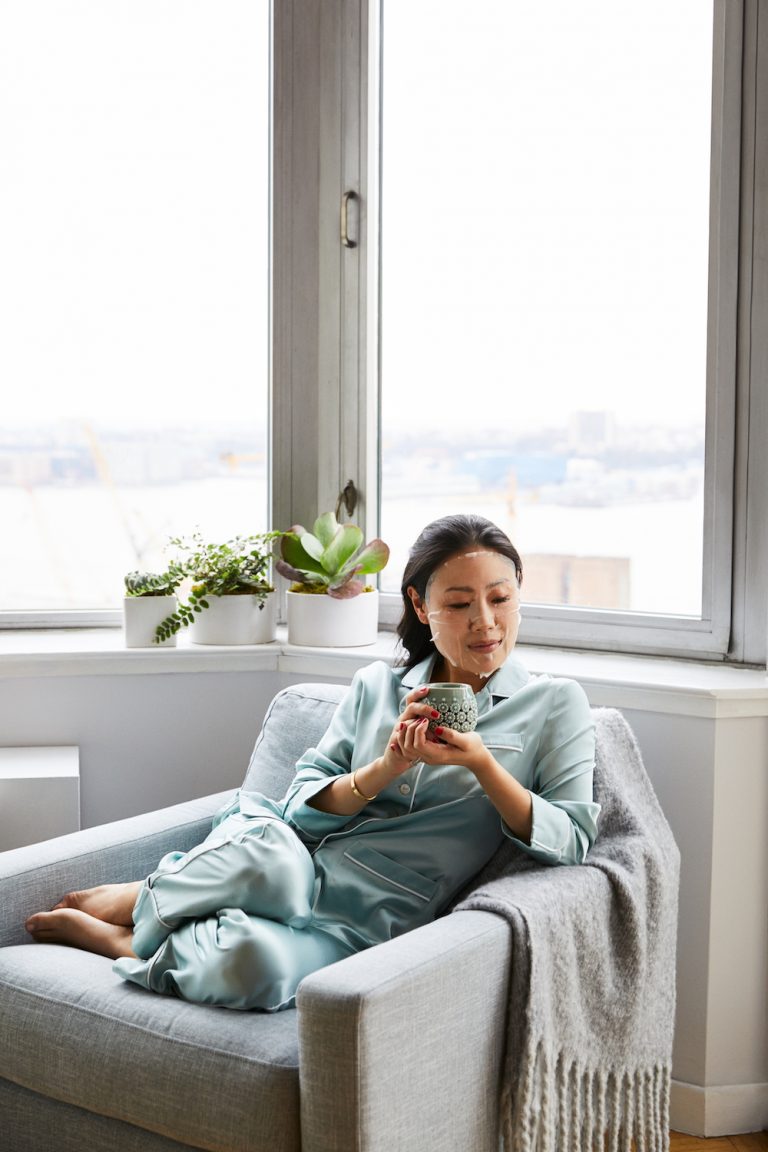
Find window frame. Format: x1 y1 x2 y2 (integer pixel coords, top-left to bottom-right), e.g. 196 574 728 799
271 0 377 535
0 0 275 632
368 0 767 664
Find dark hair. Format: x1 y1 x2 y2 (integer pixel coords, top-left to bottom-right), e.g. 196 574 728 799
396 514 523 670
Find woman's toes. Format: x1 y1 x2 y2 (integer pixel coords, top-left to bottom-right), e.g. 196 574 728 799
25 912 53 939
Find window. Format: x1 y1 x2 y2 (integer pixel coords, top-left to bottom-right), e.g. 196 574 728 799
0 1 270 620
4 0 766 665
368 0 759 661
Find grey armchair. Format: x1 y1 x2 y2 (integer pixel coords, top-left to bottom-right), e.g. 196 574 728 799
0 683 512 1152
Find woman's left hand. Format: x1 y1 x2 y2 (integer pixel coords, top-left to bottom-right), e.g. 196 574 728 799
410 722 533 843
394 719 493 778
391 713 534 844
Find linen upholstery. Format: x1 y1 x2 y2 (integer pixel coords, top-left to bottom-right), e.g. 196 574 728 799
241 682 349 798
0 1078 196 1152
297 909 510 1152
0 939 301 1152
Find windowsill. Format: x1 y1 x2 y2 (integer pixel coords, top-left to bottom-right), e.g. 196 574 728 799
0 626 397 679
1 626 767 718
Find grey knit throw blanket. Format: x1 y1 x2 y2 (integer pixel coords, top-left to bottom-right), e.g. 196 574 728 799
453 707 680 1152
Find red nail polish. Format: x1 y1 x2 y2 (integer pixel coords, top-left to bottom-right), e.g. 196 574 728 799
434 726 444 735
430 709 439 718
399 723 405 731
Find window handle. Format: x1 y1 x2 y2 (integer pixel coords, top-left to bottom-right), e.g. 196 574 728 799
341 190 359 248
335 480 359 520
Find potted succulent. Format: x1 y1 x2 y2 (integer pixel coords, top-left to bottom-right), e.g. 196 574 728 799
123 567 184 648
155 532 282 646
276 512 389 647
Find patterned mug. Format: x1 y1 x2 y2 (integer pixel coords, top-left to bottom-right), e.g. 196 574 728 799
424 682 478 734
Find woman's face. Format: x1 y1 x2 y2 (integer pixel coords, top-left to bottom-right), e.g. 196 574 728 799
407 548 521 687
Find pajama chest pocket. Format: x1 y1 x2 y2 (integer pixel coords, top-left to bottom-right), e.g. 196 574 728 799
343 844 437 904
311 840 440 946
484 732 524 752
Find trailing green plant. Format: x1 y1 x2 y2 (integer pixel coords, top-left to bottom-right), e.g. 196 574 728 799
276 512 389 599
154 531 282 642
124 567 183 598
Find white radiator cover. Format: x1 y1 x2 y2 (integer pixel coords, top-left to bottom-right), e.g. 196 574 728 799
0 746 80 850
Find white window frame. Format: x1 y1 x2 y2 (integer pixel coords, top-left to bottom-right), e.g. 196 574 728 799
0 0 276 633
271 0 376 538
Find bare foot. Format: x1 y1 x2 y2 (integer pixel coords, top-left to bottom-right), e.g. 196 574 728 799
53 882 142 926
25 908 136 960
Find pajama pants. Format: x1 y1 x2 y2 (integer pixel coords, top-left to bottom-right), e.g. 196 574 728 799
112 809 354 1011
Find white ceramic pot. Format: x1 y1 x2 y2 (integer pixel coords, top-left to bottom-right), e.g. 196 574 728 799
286 589 379 647
123 595 178 648
189 592 277 646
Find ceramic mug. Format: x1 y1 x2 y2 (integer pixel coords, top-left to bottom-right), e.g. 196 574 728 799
424 682 478 733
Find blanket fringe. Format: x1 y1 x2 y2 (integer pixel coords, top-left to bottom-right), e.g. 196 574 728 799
503 1042 671 1152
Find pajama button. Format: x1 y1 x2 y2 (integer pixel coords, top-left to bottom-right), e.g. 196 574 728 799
399 783 411 795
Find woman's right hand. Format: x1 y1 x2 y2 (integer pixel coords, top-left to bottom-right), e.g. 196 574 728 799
381 685 442 777
308 686 441 814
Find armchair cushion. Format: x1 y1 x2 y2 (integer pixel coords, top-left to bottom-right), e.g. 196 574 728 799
0 944 301 1152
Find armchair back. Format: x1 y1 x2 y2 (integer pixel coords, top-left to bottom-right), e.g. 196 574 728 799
241 683 345 798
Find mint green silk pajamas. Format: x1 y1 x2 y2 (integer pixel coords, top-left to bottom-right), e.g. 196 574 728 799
114 654 600 1010
114 804 353 1010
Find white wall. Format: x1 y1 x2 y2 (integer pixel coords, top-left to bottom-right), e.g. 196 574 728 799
621 707 768 1136
0 670 278 828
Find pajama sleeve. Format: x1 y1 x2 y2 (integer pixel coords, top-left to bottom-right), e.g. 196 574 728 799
502 679 600 865
281 671 368 843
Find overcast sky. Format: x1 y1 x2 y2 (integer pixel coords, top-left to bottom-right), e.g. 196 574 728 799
0 1 712 432
381 0 713 431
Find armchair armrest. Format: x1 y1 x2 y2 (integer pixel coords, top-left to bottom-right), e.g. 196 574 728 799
297 909 512 1152
0 790 233 947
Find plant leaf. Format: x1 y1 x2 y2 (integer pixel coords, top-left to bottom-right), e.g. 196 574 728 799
321 523 363 575
327 577 365 599
299 531 325 564
313 512 339 547
277 558 312 583
280 531 325 574
337 538 389 578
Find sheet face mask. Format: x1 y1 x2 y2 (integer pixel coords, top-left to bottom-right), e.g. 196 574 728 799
420 550 522 681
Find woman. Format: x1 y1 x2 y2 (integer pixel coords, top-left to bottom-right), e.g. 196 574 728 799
26 514 600 1010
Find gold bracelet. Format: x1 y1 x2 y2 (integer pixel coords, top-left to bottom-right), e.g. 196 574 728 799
350 770 378 802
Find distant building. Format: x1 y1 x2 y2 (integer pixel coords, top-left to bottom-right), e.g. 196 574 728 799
523 552 630 610
568 410 616 450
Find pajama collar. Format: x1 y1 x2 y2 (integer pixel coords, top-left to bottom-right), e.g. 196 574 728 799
400 652 531 704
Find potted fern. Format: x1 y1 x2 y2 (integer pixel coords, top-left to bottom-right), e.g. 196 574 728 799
123 567 184 648
276 512 389 646
155 532 282 646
